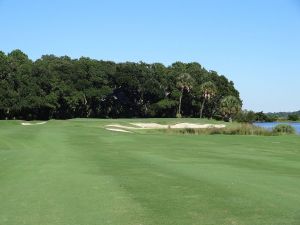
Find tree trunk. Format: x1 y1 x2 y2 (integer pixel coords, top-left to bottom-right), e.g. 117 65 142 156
199 98 206 118
209 106 216 119
5 108 10 120
83 94 89 117
177 90 183 117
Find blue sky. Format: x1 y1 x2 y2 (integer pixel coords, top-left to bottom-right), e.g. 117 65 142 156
1 0 299 112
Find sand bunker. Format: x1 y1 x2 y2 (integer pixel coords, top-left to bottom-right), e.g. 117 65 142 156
130 122 225 129
106 124 140 129
170 123 226 129
106 128 133 133
21 121 47 126
130 123 169 129
106 122 226 131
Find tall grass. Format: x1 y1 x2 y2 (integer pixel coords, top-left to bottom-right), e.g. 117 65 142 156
272 124 296 134
161 123 294 136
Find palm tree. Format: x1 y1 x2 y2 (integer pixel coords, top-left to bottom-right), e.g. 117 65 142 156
176 73 194 117
199 81 217 118
219 96 241 122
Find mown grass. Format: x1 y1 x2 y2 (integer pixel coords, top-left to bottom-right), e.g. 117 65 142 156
0 119 300 225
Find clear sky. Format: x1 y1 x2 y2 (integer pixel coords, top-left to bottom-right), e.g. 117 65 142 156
1 0 299 112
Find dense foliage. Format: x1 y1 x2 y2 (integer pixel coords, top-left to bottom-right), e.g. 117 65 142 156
267 111 300 119
236 110 278 123
237 110 300 123
287 114 299 121
0 50 241 120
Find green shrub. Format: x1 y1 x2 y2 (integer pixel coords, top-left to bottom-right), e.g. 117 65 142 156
288 114 299 121
272 124 295 134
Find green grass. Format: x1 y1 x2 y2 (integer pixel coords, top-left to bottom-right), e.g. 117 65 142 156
0 119 300 225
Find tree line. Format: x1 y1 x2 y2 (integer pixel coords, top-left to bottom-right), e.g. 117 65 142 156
237 110 300 123
266 111 300 121
0 50 242 120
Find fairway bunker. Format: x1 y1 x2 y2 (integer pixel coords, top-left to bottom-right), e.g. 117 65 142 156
21 121 47 126
105 122 226 132
106 128 133 133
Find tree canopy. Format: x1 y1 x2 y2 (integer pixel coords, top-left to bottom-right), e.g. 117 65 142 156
0 50 242 120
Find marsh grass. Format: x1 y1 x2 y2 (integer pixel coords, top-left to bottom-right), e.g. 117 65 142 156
272 124 296 134
161 123 292 136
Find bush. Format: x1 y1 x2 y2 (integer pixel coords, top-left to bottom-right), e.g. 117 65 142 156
288 114 299 121
272 124 295 134
255 111 277 122
236 110 257 123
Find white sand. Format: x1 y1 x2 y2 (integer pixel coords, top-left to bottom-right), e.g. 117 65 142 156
213 124 226 128
170 123 226 129
131 122 225 129
105 122 226 131
130 123 169 129
170 123 211 129
106 124 140 129
21 121 47 126
106 128 133 133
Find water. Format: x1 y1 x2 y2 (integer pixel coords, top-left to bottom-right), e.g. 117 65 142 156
254 122 300 134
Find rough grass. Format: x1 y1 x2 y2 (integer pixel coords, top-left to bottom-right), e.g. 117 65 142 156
0 119 300 225
272 124 296 134
161 123 294 136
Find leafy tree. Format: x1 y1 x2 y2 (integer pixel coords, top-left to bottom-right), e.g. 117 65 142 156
198 81 217 118
255 111 277 122
0 50 242 120
236 110 257 123
288 114 299 121
175 73 194 117
220 96 242 122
